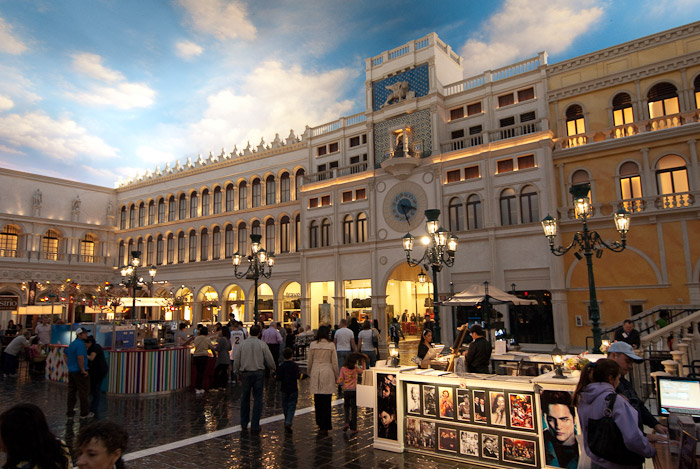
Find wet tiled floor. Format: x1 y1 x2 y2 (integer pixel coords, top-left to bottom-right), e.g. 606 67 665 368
0 339 483 468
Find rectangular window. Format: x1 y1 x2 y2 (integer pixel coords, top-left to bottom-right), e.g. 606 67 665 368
179 198 187 220
213 190 222 214
349 136 360 147
613 108 634 126
148 204 155 225
80 240 94 263
321 195 331 206
465 165 480 180
446 169 461 183
168 201 176 221
500 116 515 127
362 134 367 144
355 188 366 200
189 236 197 262
226 187 235 211
178 236 185 263
309 198 319 208
450 107 464 120
467 102 482 116
621 176 642 200
212 230 221 260
567 118 585 136
517 154 535 170
342 191 353 203
497 159 514 173
280 177 290 202
190 197 197 218
202 193 210 216
167 237 174 264
520 111 536 122
498 93 515 107
328 142 339 153
451 129 465 139
518 87 535 102
469 125 482 135
317 145 327 156
225 229 234 258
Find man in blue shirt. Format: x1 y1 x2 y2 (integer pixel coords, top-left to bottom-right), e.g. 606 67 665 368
66 327 92 419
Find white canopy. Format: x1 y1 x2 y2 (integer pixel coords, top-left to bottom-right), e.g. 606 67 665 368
443 283 537 306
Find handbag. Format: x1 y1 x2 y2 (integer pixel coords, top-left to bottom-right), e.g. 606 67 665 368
587 393 646 466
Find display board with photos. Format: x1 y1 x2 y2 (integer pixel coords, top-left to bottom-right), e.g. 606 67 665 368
402 380 541 468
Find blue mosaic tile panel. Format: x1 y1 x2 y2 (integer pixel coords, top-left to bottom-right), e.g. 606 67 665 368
372 64 429 111
373 109 432 167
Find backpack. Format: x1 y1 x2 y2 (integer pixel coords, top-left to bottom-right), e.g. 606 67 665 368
587 393 646 466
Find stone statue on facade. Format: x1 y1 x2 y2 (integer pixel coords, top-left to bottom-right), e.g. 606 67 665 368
381 81 410 108
32 189 42 216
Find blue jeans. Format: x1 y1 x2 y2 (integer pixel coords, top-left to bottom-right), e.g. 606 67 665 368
344 390 357 430
363 350 376 367
240 370 265 430
282 390 298 427
337 350 351 370
2 352 18 375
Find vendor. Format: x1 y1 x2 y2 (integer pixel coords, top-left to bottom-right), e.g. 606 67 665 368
463 324 491 373
417 329 438 368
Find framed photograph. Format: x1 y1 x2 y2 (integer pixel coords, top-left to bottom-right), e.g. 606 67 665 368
423 385 437 417
540 390 579 468
509 393 535 430
406 383 421 415
459 430 479 457
538 363 554 375
473 390 488 423
502 437 537 467
438 386 455 419
481 433 499 460
438 427 457 453
406 417 436 451
489 391 506 426
456 389 471 421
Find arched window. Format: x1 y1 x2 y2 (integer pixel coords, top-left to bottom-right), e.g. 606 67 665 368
129 204 136 228
225 225 234 258
280 216 290 253
188 230 197 262
321 219 331 247
251 220 261 237
357 213 367 243
179 194 187 220
448 197 462 232
202 189 210 216
294 169 305 200
0 225 20 258
189 191 198 218
118 240 125 265
566 104 585 136
225 184 235 212
266 175 276 205
136 237 143 256
620 161 642 201
138 202 145 227
157 198 166 223
500 188 517 226
239 181 247 209
177 232 185 263
656 155 689 195
280 172 291 202
212 226 221 260
146 237 154 265
571 169 590 185
343 215 353 244
120 207 127 229
200 228 209 261
612 93 634 126
520 185 539 224
42 229 60 260
694 75 700 108
265 218 275 251
309 221 318 248
80 234 96 263
168 196 176 221
252 178 261 207
167 233 175 264
294 214 300 251
648 82 679 118
156 234 164 265
213 187 222 214
237 223 247 254
466 194 482 230
148 201 155 225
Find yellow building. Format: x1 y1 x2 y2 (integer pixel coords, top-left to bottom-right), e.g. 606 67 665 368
547 21 700 346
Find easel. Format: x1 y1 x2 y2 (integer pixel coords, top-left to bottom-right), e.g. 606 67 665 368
446 324 470 372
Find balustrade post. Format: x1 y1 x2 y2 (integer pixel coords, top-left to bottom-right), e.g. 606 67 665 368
661 359 679 376
670 351 685 377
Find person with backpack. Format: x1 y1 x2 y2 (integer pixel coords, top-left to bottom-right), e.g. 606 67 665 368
389 317 404 347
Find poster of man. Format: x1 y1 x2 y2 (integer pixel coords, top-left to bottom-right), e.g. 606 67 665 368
459 430 479 457
457 389 470 421
503 437 537 466
439 386 454 419
423 385 437 417
482 433 499 460
376 373 397 440
509 393 534 430
541 390 578 468
473 390 487 423
407 383 421 414
438 427 457 452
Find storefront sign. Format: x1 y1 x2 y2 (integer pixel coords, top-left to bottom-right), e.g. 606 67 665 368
0 296 19 311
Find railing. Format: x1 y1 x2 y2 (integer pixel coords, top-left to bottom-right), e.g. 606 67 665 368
0 249 19 258
489 120 541 142
345 113 367 127
303 161 369 184
388 45 409 60
654 192 695 209
441 134 484 153
309 113 367 138
559 191 699 222
600 305 700 340
444 53 545 96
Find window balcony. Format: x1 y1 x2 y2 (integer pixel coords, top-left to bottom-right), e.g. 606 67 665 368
304 161 369 184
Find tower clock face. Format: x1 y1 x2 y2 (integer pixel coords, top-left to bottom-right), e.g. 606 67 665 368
382 182 428 232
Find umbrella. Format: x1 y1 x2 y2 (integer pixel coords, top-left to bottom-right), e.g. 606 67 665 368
443 282 537 306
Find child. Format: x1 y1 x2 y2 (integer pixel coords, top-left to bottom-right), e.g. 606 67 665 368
276 347 301 432
337 352 367 434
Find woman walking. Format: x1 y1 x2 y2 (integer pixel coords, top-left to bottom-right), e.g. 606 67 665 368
307 325 338 436
192 326 216 395
212 326 231 390
357 320 377 367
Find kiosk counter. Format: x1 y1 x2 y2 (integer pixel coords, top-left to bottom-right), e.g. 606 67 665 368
370 364 581 469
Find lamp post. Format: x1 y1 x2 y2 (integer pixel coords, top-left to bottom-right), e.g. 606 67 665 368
541 183 630 352
120 250 157 320
403 209 458 344
232 233 274 325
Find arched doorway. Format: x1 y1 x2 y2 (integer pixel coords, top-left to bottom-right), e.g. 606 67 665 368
198 286 220 324
281 282 301 327
224 285 245 323
384 263 431 338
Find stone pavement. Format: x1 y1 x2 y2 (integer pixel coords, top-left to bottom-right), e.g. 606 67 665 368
0 340 482 468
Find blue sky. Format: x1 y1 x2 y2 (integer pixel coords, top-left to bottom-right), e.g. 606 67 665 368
0 0 698 188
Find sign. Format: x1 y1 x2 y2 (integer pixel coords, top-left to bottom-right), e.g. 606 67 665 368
0 296 19 311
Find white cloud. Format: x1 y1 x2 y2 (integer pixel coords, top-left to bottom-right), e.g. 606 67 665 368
0 111 118 161
66 82 155 109
460 0 604 77
179 0 256 41
0 66 42 104
71 53 125 82
175 40 204 59
186 60 357 153
0 16 28 55
0 94 13 111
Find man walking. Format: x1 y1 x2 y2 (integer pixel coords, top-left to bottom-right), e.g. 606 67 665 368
66 327 92 419
614 320 641 349
334 319 356 369
234 324 276 433
261 322 283 370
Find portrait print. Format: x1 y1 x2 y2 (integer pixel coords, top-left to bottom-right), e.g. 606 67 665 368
456 389 470 421
459 430 479 457
502 437 537 466
509 393 534 430
438 427 457 453
473 390 487 423
423 385 437 417
376 373 397 440
490 391 506 426
541 390 578 468
438 386 454 419
406 383 421 414
482 433 499 460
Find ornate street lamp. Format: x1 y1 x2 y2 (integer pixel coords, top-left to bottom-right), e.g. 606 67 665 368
403 209 458 343
120 250 157 320
541 183 630 352
232 233 274 324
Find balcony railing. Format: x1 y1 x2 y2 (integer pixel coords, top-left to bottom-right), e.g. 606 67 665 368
559 191 698 221
309 113 367 138
444 53 546 96
441 134 484 153
489 120 541 142
304 161 369 184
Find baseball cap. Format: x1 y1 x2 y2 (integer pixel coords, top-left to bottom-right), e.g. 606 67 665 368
74 327 89 335
608 341 643 362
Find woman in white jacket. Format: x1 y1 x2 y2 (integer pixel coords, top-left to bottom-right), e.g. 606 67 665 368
307 325 339 436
